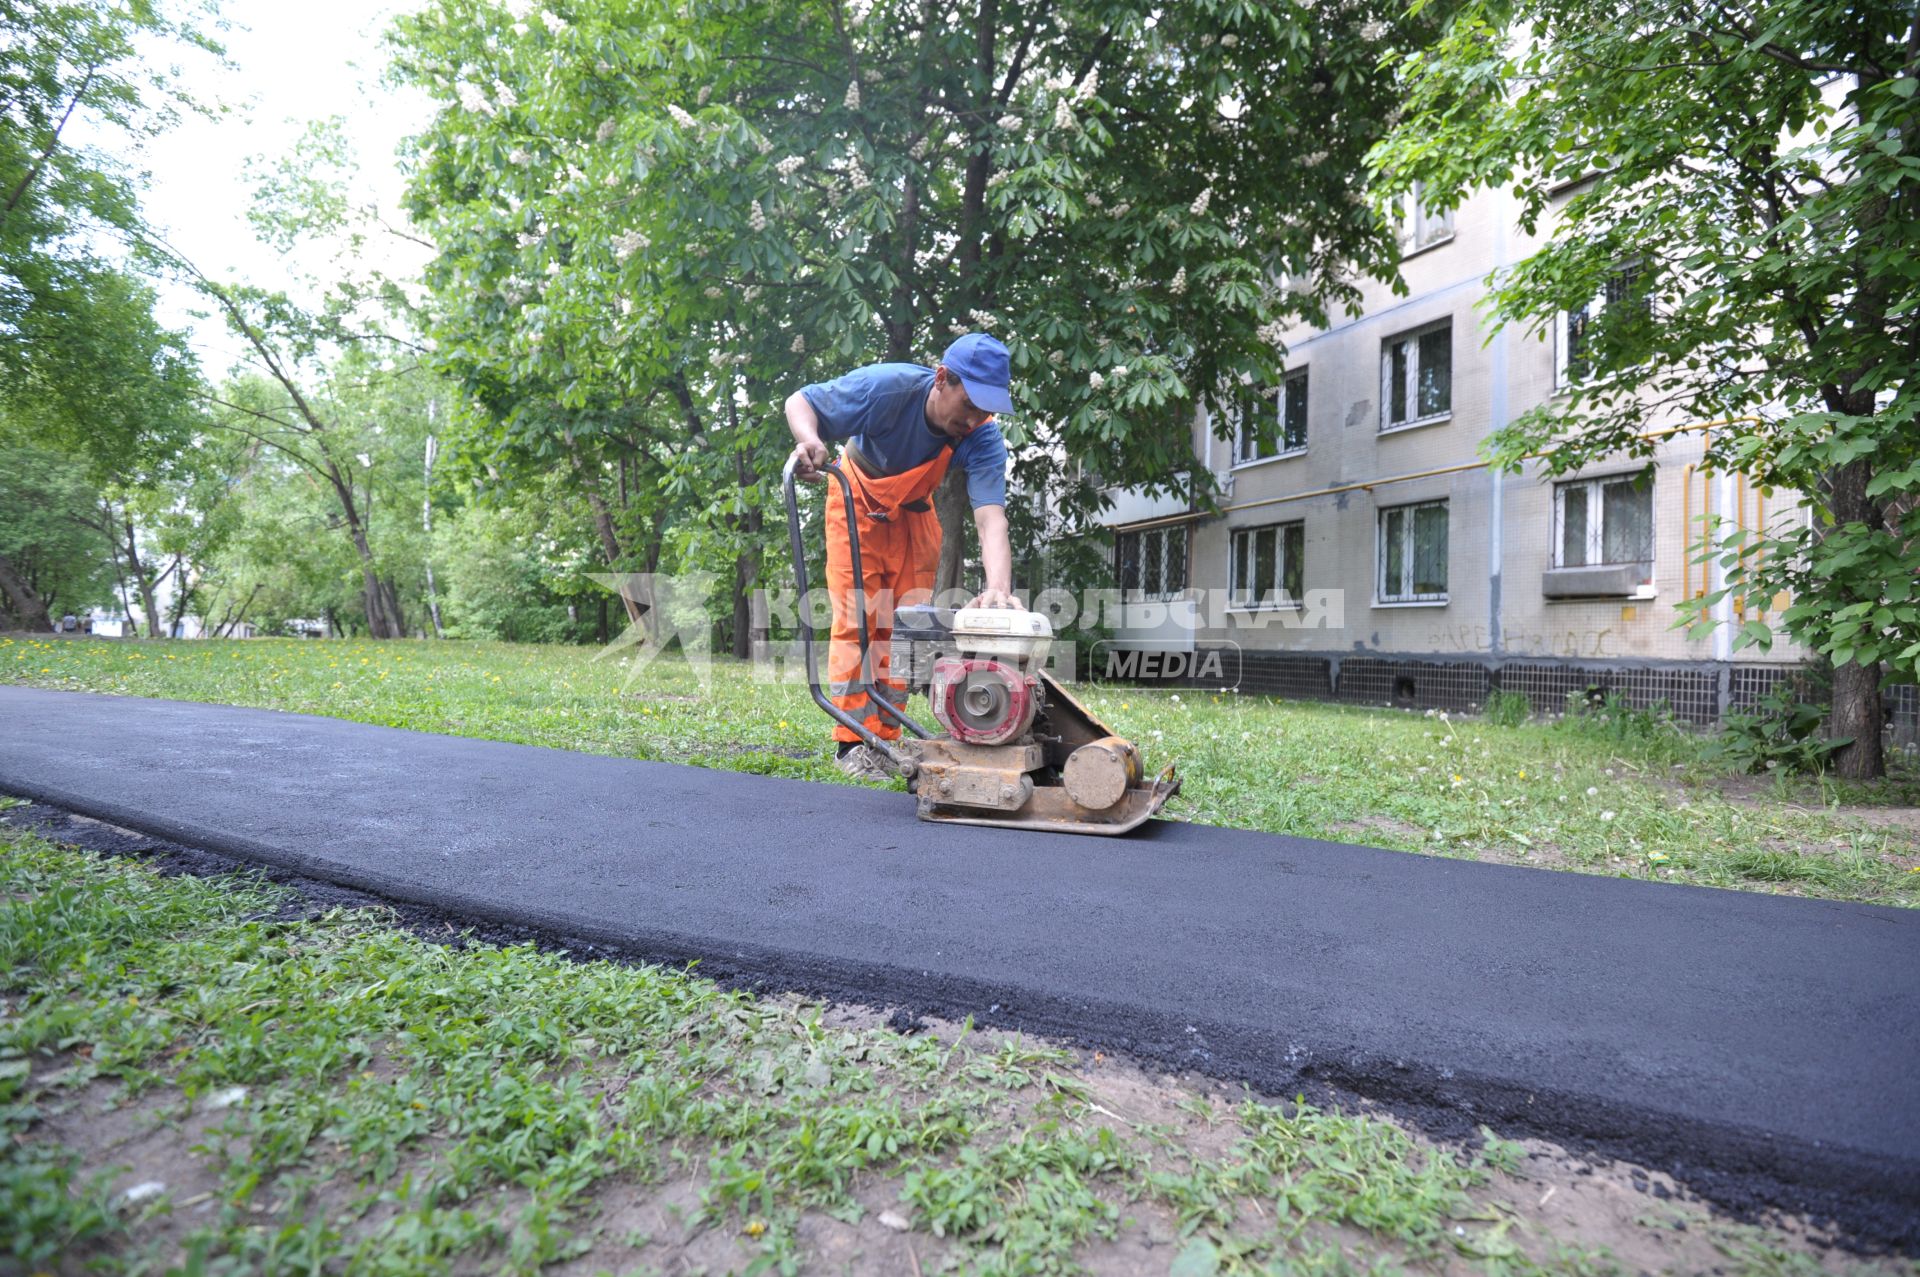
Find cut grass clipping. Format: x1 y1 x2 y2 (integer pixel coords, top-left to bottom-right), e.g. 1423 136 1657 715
4 635 1916 908
1 827 1883 1276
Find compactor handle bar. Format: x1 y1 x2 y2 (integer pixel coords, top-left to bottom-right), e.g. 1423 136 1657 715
780 453 933 763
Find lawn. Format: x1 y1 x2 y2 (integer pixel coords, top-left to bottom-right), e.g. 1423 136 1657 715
1 819 1901 1276
4 634 1917 908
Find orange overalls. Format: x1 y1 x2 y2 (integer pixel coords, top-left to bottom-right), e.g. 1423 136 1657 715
825 444 952 744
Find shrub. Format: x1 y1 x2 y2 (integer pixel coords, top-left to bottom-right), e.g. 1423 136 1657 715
1709 684 1850 776
1483 689 1531 728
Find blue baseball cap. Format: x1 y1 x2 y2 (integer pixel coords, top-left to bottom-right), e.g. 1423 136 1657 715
941 332 1014 416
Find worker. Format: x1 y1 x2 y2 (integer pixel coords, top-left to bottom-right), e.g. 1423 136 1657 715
785 332 1026 781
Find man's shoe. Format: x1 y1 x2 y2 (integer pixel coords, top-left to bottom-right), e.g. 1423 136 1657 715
834 743 897 782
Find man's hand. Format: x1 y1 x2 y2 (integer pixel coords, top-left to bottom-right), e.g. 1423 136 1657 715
788 438 828 483
966 587 1026 610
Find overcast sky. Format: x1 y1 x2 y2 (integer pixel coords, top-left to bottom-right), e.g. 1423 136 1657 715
132 0 434 373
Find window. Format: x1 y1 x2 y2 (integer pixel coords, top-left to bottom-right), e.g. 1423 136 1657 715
1557 263 1648 386
1377 500 1449 603
1230 521 1305 608
1116 524 1189 601
1398 180 1454 251
1380 321 1451 431
1233 370 1308 465
1554 474 1653 569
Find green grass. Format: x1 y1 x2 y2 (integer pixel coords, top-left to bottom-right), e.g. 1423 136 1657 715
6 634 1916 908
7 830 1903 1276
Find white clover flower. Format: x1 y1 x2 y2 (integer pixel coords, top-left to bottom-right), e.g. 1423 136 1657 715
775 155 804 176
1089 370 1106 390
493 80 519 109
508 147 532 166
1360 18 1389 40
667 104 696 127
997 113 1021 130
457 83 491 114
1190 187 1212 216
1601 810 1616 822
612 229 649 260
791 334 806 354
1053 98 1075 130
748 200 768 231
1171 266 1187 295
844 80 861 109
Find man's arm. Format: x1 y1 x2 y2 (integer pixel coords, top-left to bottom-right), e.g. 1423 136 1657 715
784 390 828 481
968 503 1025 610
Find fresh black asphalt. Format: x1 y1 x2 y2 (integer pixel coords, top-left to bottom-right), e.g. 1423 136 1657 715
1 685 1916 1245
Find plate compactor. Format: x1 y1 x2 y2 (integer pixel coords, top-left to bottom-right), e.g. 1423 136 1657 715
783 456 1180 835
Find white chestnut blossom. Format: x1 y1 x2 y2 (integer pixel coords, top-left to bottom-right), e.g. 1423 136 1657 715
704 285 723 298
504 0 534 17
1360 18 1389 39
1221 32 1239 46
667 104 696 127
516 231 541 248
1111 365 1129 379
1048 349 1065 365
775 155 805 176
539 9 568 33
1301 151 1327 167
697 84 712 105
1076 66 1099 101
997 113 1021 130
493 81 518 109
844 80 861 110
457 83 491 114
1053 98 1075 130
596 118 618 142
791 334 806 354
748 200 768 231
612 229 649 260
1088 371 1106 390
1171 266 1187 295
1189 187 1212 216
1111 202 1130 218
508 147 532 166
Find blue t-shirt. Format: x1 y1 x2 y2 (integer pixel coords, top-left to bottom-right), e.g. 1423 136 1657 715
801 363 1008 508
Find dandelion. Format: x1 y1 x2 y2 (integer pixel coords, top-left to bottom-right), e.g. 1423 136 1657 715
667 104 696 127
1171 266 1187 295
1518 769 1527 779
1189 187 1212 216
1585 785 1599 797
791 334 806 354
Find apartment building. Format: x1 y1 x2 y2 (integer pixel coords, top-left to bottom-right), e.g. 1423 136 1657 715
1095 183 1814 724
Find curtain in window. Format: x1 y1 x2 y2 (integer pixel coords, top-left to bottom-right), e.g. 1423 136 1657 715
1382 508 1407 597
1412 504 1448 596
1282 524 1304 600
1561 484 1590 567
1602 479 1652 563
1416 329 1451 418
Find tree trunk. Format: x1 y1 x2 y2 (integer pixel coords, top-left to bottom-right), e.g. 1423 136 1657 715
1824 459 1886 778
563 431 646 628
934 467 970 600
122 515 164 639
0 552 53 630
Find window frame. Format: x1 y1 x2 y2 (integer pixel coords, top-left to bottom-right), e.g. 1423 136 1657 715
1232 369 1309 467
1228 519 1306 611
1555 263 1648 388
1115 523 1190 603
1551 473 1655 572
1375 499 1450 605
1398 179 1456 254
1379 319 1453 434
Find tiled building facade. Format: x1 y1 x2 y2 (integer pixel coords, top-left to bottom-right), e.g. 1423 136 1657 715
1096 183 1830 726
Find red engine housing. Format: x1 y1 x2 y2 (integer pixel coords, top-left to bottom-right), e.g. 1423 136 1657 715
930 657 1038 746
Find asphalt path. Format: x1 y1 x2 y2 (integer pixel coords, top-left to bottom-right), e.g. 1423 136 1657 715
2 685 1916 1244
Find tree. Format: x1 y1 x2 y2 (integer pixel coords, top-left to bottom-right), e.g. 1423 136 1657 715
0 439 119 629
0 1 214 625
1372 0 1920 779
392 0 1438 628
